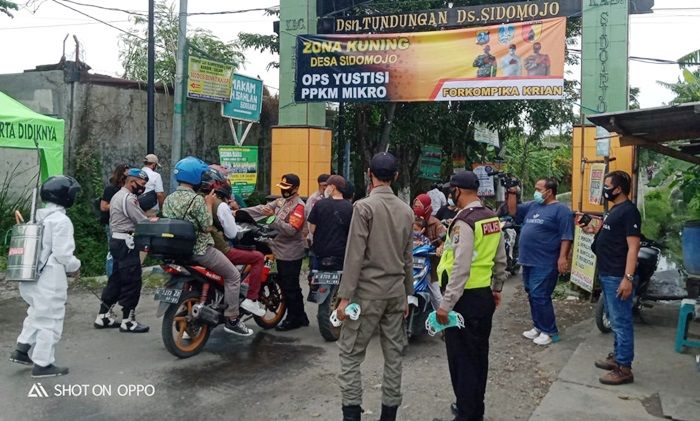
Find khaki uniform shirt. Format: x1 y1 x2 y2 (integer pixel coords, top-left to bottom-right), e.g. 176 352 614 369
109 187 147 233
243 195 306 261
338 185 415 301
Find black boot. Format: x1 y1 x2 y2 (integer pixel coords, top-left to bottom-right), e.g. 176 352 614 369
378 405 398 421
10 343 32 366
342 404 362 421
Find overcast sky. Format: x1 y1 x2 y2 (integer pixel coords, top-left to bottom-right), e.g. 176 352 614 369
1 0 698 108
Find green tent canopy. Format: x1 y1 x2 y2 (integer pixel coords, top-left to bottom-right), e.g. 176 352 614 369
0 91 64 181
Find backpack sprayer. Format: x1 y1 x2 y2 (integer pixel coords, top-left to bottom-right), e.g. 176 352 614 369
6 139 44 282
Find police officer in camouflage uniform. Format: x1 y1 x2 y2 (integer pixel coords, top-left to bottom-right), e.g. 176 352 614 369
337 153 414 421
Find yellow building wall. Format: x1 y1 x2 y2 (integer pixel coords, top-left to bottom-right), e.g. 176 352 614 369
271 127 332 198
572 125 637 214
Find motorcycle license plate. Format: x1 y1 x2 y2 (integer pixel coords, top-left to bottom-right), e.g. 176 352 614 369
413 256 427 270
311 271 342 285
154 288 182 304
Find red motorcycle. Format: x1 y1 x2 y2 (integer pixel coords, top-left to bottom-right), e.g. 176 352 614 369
138 212 285 358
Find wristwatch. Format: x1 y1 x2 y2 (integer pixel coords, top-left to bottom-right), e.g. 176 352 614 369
625 274 634 281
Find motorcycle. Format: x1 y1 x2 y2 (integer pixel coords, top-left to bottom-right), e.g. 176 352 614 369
595 238 687 333
307 255 343 342
499 215 520 276
152 211 286 358
406 241 438 340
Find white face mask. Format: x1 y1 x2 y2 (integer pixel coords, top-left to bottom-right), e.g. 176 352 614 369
324 186 334 198
448 198 455 206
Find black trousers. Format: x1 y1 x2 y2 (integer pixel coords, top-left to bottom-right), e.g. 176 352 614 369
276 258 306 321
444 287 495 421
100 239 143 319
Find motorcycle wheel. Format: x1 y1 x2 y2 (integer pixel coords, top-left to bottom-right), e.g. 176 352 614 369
254 273 286 329
162 291 211 359
595 295 612 334
317 286 340 342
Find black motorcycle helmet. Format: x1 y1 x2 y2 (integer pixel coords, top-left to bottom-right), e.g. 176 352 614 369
40 175 81 208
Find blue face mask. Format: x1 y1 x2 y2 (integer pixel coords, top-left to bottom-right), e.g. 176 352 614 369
533 191 545 204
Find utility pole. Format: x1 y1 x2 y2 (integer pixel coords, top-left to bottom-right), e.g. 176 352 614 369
170 0 188 190
147 0 155 154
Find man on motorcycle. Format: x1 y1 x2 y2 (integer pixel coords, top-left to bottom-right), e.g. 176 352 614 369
242 174 308 331
435 171 507 421
308 175 352 268
199 169 266 317
162 157 253 337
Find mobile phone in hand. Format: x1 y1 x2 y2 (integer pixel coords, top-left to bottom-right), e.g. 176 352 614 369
578 213 592 227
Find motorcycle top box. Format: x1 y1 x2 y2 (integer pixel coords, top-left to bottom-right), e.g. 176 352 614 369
135 218 196 259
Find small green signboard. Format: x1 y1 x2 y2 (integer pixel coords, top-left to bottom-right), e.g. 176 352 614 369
419 145 442 181
222 74 264 122
218 145 258 196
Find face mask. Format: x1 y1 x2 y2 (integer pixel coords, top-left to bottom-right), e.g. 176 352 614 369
130 182 145 196
509 49 516 55
425 310 465 336
448 198 455 206
533 191 545 204
324 186 334 198
451 188 461 204
603 186 619 201
281 189 294 199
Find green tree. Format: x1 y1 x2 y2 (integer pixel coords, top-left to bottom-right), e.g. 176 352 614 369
238 8 280 70
1 0 18 17
119 0 244 85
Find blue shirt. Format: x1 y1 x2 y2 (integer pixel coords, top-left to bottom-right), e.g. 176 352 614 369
515 201 574 267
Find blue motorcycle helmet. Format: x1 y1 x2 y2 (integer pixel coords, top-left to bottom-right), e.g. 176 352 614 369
174 156 209 190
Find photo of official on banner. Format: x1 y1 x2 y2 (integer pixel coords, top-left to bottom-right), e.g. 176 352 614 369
295 17 566 103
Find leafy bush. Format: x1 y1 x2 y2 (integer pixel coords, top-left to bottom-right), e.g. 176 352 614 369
67 201 108 277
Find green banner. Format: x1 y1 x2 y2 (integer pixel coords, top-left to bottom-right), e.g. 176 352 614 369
581 0 628 114
218 145 258 196
0 92 64 181
419 145 442 181
222 74 264 122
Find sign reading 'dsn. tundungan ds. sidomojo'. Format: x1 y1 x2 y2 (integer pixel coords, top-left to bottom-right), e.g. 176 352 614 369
295 17 566 103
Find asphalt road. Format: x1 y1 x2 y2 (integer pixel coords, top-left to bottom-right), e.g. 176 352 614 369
0 276 592 421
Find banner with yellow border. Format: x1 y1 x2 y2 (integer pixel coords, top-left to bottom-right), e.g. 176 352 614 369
295 17 566 102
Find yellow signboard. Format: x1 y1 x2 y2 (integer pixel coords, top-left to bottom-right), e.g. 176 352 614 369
187 56 233 102
571 125 636 214
570 226 597 293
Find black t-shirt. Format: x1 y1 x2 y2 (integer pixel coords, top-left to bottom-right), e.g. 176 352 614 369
593 200 642 276
436 205 458 221
307 198 353 259
100 184 121 225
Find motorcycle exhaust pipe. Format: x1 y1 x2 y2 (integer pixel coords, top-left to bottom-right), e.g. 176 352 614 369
192 303 220 326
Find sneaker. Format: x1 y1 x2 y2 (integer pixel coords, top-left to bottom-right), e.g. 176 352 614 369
94 311 120 329
32 364 69 378
9 350 32 366
599 365 634 385
119 310 150 333
241 298 266 317
533 332 560 346
522 327 541 340
224 318 254 336
594 353 617 370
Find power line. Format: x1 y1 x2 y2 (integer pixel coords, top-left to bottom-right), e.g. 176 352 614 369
0 19 128 30
187 6 279 16
51 0 145 41
59 0 147 16
567 48 700 65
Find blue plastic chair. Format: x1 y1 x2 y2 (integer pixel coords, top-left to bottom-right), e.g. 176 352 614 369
675 299 700 353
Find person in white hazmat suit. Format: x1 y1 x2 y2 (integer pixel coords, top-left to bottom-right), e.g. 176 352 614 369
9 176 81 378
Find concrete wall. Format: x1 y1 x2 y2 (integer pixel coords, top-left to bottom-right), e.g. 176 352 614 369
0 67 268 196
